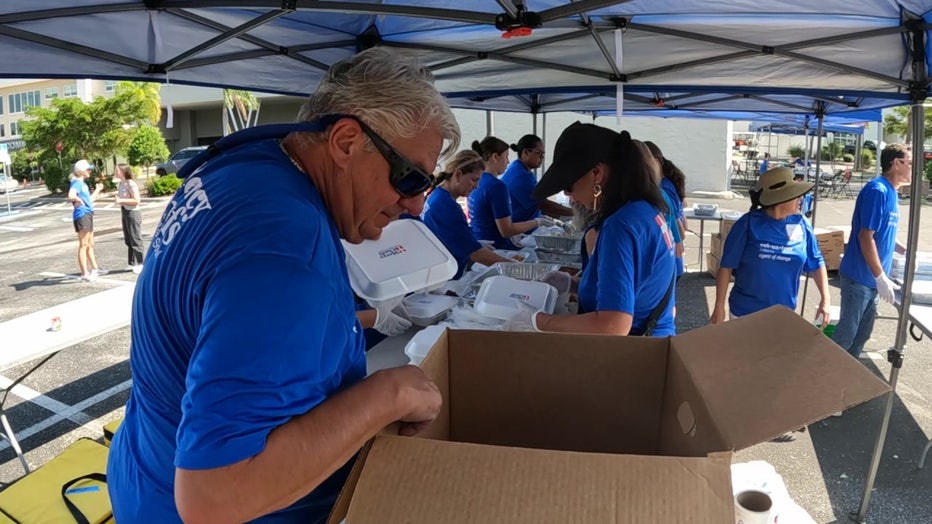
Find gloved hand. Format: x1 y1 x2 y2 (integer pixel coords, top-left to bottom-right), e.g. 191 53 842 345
502 300 541 332
538 270 574 295
875 273 900 304
536 216 556 228
374 302 412 336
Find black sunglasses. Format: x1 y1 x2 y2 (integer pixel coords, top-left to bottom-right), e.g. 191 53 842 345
328 114 434 198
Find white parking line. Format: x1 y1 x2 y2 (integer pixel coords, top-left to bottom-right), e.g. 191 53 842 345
38 271 134 286
0 376 92 425
0 225 33 232
0 379 132 453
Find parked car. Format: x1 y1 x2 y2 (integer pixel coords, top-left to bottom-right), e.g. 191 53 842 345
155 146 207 176
862 140 877 152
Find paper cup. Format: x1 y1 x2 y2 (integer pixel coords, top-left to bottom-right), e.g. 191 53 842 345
735 489 772 524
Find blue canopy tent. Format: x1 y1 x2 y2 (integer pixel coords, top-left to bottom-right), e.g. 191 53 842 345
0 2 929 521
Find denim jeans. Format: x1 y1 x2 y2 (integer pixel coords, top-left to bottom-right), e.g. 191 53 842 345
831 274 879 358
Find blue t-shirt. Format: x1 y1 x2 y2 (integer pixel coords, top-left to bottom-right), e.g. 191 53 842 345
660 178 685 276
107 140 367 524
577 201 676 336
500 160 541 223
720 211 824 317
839 176 900 288
70 178 93 219
468 172 515 250
759 159 770 174
423 186 482 280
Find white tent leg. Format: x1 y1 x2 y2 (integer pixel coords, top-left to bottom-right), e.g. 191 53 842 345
486 110 494 136
799 115 821 317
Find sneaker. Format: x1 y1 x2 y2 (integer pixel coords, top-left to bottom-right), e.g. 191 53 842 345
81 273 98 282
91 268 109 276
132 265 143 274
125 265 135 271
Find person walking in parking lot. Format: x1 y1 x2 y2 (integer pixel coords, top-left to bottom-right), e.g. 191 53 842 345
113 163 144 273
68 159 104 281
832 144 911 359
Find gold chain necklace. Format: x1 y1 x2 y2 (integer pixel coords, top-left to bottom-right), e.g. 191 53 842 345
279 140 306 174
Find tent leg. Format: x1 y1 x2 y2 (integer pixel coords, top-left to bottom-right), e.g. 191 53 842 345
486 111 494 136
800 115 824 318
541 113 548 174
853 98 927 523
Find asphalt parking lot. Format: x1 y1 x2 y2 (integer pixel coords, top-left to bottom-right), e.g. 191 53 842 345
2 183 932 522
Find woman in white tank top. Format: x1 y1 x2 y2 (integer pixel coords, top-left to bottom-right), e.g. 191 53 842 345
114 164 145 273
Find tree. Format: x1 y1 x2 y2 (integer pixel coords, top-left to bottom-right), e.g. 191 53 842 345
117 81 162 125
223 89 260 134
883 105 932 145
21 88 151 192
127 125 170 170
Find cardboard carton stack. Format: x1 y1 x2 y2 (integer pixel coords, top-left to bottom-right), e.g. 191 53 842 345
330 307 890 523
707 215 740 277
813 228 845 271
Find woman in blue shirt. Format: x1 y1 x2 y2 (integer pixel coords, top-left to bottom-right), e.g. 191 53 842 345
422 150 513 279
468 136 554 249
710 167 831 326
505 123 677 337
500 134 574 223
645 141 687 277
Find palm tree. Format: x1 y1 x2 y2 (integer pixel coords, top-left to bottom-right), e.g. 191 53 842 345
116 81 162 125
884 106 910 144
223 89 261 134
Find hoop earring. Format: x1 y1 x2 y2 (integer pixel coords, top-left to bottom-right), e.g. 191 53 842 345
593 183 602 212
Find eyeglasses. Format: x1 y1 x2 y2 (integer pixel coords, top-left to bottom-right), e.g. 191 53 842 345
527 149 545 158
328 114 434 198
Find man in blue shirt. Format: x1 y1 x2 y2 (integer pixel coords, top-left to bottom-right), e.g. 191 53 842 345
832 144 911 358
759 152 770 175
67 159 104 281
107 48 456 524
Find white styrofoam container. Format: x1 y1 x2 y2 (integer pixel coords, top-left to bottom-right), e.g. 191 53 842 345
342 220 457 304
401 294 459 327
474 275 558 320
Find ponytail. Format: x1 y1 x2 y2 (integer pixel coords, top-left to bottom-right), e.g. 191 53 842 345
597 132 668 224
473 136 509 160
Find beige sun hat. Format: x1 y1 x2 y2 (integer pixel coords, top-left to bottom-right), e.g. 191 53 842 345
754 166 814 206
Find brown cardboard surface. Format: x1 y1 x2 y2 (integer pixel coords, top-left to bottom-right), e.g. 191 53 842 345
815 228 845 271
447 331 668 454
343 436 735 524
720 216 739 241
706 251 720 277
710 233 723 258
672 306 891 450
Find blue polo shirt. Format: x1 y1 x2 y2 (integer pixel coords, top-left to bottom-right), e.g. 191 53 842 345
423 186 482 279
839 176 900 288
577 200 676 336
107 139 366 523
720 210 824 317
468 172 515 250
70 178 93 219
660 178 684 276
500 160 541 223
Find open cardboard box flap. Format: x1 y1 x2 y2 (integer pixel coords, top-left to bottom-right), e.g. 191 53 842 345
330 306 890 523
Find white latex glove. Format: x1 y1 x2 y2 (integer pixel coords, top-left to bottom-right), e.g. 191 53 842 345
538 270 573 295
536 216 556 228
875 273 900 304
502 300 541 332
374 302 412 336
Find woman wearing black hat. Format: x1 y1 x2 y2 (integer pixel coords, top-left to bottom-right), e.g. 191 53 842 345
504 123 677 337
710 167 831 326
500 134 574 224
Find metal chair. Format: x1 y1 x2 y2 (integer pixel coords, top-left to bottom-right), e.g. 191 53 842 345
831 168 853 198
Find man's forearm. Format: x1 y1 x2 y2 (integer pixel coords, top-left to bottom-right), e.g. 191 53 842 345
175 371 407 524
858 229 884 277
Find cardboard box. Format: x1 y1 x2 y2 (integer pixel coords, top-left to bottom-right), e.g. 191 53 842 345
710 233 724 258
330 307 890 523
706 250 720 277
825 225 851 245
720 216 740 241
814 228 845 271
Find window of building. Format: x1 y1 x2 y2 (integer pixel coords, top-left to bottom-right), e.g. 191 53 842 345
63 84 78 97
10 122 20 136
45 87 59 99
8 91 41 114
104 81 118 92
0 124 4 138
0 96 3 115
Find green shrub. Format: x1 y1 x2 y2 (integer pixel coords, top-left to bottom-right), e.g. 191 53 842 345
842 153 855 163
787 145 806 158
925 159 932 184
128 125 169 169
147 173 182 196
861 149 875 169
42 164 70 193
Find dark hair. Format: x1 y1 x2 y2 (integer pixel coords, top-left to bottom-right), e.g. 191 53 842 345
117 163 134 180
509 134 542 154
644 141 686 200
471 136 509 161
598 131 668 224
880 143 909 172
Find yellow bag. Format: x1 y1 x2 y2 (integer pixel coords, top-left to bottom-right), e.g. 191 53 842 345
102 418 122 447
0 438 112 524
